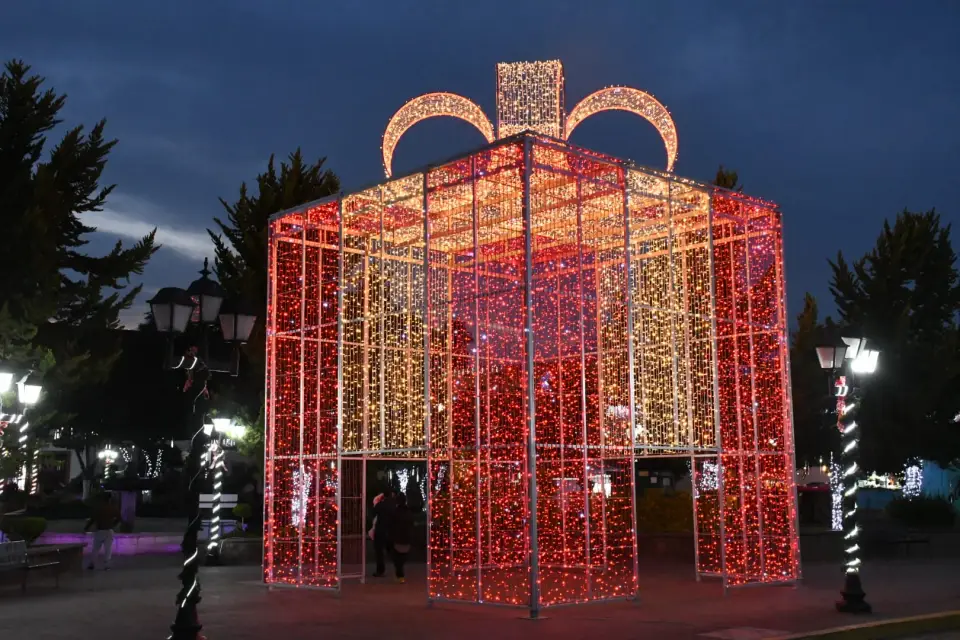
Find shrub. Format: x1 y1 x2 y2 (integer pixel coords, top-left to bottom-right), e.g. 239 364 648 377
886 496 956 528
0 516 48 544
233 503 253 522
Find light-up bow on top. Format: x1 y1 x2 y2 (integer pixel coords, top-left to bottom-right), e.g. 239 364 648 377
381 60 678 178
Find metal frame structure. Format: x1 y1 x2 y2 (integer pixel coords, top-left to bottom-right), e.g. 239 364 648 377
263 132 801 614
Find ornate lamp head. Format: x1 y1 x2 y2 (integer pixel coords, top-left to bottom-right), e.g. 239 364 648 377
382 59 678 178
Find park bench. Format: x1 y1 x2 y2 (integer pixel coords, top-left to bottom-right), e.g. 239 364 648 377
886 532 930 557
0 540 61 594
863 529 931 558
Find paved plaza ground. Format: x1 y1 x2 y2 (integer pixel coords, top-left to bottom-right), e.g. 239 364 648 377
0 555 958 639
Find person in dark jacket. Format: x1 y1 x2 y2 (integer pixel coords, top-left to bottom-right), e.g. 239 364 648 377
84 492 121 570
371 488 396 577
390 493 414 583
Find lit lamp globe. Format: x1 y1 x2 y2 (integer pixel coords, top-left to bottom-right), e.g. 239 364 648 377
850 348 880 375
148 287 196 334
0 371 13 394
17 378 42 406
815 338 848 371
211 417 232 435
186 259 226 326
218 298 258 344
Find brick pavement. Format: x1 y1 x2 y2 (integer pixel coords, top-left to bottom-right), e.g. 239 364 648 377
0 556 957 639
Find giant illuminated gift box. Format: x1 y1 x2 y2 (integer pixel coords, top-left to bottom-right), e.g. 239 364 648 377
263 60 800 613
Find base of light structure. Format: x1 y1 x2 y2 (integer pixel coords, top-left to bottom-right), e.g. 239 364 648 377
264 132 800 609
836 572 871 614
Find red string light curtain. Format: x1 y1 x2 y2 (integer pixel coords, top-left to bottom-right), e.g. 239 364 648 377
264 203 341 588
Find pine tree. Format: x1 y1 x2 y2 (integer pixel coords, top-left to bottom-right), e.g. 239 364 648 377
789 294 840 465
712 165 743 191
0 60 157 489
830 210 960 472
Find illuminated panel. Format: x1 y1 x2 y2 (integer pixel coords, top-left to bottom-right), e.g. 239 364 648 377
382 93 495 178
626 170 681 452
527 141 636 606
711 192 799 586
381 175 427 453
626 171 716 455
496 60 565 139
566 87 679 172
338 178 428 456
427 143 530 605
265 201 341 588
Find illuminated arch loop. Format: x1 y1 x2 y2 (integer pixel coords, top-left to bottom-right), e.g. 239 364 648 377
565 86 679 172
382 92 495 178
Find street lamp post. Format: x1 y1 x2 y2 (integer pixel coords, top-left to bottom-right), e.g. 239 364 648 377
99 447 119 485
17 376 43 494
147 259 256 640
1 370 43 494
815 336 880 614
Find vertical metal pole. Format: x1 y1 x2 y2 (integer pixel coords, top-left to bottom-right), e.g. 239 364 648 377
622 175 641 599
726 211 750 584
706 198 728 595
422 170 433 605
557 224 566 572
313 230 330 578
522 139 541 618
576 176 592 599
666 184 682 459
742 210 766 580
380 189 387 454
594 219 608 570
362 238 371 453
264 222 278 582
681 215 700 582
336 198 345 593
298 224 307 586
485 279 493 569
407 260 415 451
776 215 803 583
472 156 483 600
446 259 454 571
314 231 323 581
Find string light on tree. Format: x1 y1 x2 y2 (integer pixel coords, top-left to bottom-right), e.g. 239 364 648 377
829 454 843 532
903 461 923 499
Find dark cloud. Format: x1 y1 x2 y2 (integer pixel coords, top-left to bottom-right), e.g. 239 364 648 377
3 0 958 324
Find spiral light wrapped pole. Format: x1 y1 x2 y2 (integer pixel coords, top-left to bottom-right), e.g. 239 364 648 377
816 337 879 615
205 437 226 564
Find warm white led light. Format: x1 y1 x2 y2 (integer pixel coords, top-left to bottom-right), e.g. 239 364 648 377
565 86 678 171
382 92 495 177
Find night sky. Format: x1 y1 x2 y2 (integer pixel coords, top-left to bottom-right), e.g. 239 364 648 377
3 1 958 327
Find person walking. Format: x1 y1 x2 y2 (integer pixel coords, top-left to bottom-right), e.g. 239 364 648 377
371 488 396 578
390 493 414 583
85 492 120 570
